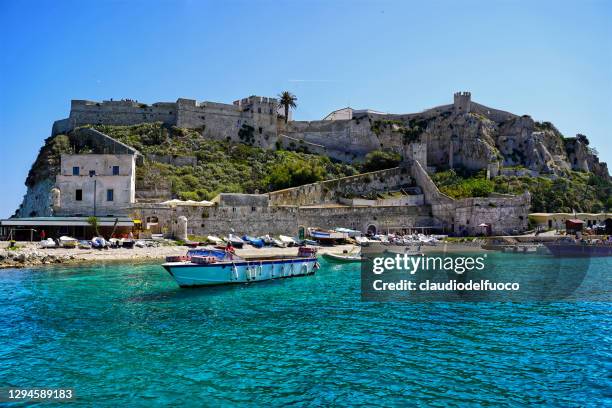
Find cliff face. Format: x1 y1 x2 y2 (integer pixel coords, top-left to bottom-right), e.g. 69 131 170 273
284 103 609 180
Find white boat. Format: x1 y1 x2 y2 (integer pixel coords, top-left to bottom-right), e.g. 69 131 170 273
322 252 363 263
279 235 297 247
207 235 224 245
272 238 287 248
162 247 319 287
224 234 245 248
355 236 371 246
39 238 56 249
59 236 78 248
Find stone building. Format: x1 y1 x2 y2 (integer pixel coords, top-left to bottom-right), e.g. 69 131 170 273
54 154 136 216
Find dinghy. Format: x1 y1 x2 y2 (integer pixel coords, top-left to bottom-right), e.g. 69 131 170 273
279 235 297 247
243 235 264 248
39 238 57 249
322 251 363 263
59 236 78 248
207 235 224 245
226 234 245 248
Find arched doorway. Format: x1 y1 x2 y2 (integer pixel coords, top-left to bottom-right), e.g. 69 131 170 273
366 224 377 236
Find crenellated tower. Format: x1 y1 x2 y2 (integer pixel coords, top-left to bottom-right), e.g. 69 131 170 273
453 91 471 113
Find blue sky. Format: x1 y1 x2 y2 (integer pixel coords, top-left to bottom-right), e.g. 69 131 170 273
0 0 610 218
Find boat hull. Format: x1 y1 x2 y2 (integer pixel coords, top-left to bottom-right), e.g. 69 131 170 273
322 253 363 263
163 258 318 287
544 243 612 257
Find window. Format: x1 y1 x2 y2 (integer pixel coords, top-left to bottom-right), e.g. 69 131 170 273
89 170 96 177
112 166 120 175
258 127 263 134
75 189 82 201
107 189 114 201
257 107 261 113
72 166 79 176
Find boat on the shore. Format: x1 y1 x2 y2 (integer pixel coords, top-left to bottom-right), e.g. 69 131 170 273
308 228 348 244
279 235 297 247
59 236 78 248
544 237 612 257
224 234 244 248
207 235 224 245
39 238 57 249
162 247 320 287
243 235 264 248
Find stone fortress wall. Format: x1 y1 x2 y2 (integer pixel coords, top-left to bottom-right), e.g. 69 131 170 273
35 92 532 236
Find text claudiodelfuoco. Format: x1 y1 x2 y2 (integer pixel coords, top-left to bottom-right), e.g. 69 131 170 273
370 254 520 292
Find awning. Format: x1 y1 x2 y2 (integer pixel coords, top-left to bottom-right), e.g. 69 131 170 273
0 216 134 228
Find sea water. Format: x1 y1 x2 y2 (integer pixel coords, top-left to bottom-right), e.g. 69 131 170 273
0 255 610 406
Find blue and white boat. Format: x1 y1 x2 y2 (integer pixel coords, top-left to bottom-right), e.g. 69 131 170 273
163 247 320 287
243 235 265 248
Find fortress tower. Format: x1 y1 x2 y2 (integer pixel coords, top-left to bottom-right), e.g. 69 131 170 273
453 91 471 113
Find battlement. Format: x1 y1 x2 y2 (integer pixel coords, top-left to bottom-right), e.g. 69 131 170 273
453 91 471 113
233 95 278 107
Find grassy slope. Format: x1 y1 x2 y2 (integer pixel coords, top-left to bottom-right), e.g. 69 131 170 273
92 123 359 200
432 167 612 213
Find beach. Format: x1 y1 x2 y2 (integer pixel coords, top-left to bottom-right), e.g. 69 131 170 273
0 241 359 269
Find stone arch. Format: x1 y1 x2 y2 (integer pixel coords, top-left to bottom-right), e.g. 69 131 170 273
366 224 377 236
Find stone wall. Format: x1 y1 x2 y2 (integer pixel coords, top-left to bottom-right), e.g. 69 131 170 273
130 202 438 238
268 167 412 206
411 160 530 235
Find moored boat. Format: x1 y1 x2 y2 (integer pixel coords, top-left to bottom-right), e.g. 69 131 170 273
544 237 612 257
162 247 320 287
322 252 363 263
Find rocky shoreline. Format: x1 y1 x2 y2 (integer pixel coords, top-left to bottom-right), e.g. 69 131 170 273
0 242 359 269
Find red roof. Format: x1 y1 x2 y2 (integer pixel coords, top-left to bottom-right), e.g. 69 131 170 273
566 219 585 224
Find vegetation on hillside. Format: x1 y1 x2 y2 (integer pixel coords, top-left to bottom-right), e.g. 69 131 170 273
432 166 612 212
93 123 358 200
361 150 401 172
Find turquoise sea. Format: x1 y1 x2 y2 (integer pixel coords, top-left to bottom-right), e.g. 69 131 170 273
0 255 611 406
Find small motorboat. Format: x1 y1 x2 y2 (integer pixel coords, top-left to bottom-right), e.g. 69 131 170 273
355 236 371 246
243 235 264 248
279 235 297 247
135 240 146 248
59 236 78 248
121 239 135 249
271 238 287 248
226 234 244 248
308 228 349 244
78 240 91 249
207 235 224 245
39 238 57 249
322 251 363 263
301 239 319 246
91 236 109 249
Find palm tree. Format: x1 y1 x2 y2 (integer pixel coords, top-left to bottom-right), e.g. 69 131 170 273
278 91 297 123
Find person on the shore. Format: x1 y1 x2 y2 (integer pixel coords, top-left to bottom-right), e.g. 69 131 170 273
40 230 46 240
